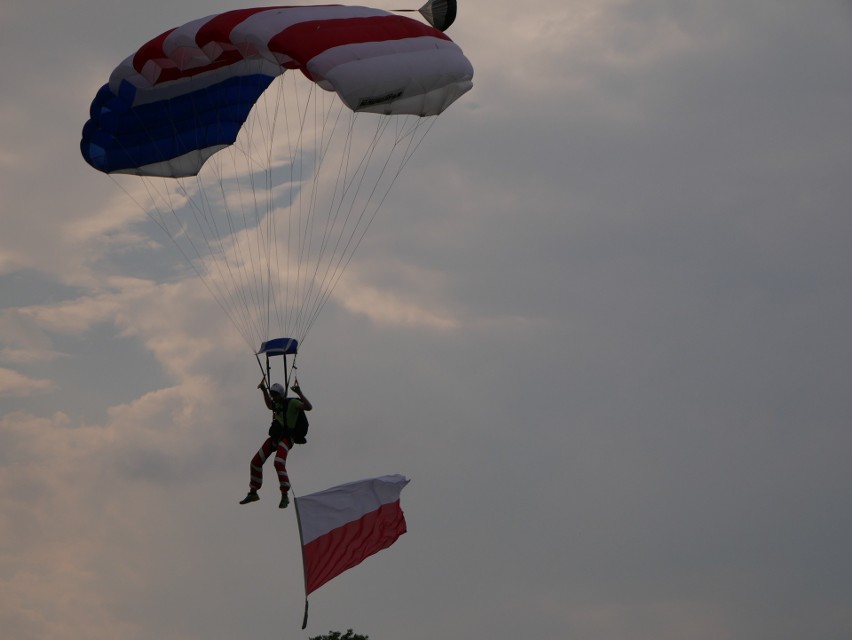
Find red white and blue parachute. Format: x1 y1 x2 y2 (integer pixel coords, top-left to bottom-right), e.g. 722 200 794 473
82 5 472 178
81 5 472 357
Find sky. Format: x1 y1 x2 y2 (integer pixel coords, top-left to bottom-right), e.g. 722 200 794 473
2 1 852 639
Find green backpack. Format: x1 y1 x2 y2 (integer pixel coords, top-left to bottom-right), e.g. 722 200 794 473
289 401 310 444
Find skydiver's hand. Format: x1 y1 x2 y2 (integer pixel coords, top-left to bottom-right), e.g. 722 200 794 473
258 380 266 390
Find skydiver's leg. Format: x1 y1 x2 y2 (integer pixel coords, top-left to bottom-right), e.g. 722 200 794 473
249 436 278 492
273 438 292 507
273 439 291 492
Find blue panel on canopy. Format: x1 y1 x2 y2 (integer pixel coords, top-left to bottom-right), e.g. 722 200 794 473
258 337 299 356
81 74 275 175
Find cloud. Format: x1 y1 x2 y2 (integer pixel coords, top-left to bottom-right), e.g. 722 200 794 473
4 2 852 639
0 368 54 397
0 309 57 351
15 295 126 335
334 269 460 330
0 407 171 640
0 357 256 639
0 348 68 365
0 148 15 169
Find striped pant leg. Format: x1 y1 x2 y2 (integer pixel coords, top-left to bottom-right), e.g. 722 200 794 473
273 438 292 495
249 436 278 492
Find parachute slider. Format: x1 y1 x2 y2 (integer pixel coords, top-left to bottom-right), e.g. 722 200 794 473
395 0 457 32
257 337 299 357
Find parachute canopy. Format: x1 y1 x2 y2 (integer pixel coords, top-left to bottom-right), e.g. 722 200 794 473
81 5 473 178
80 6 473 355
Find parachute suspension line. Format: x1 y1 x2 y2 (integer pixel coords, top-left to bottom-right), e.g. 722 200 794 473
295 83 332 340
300 114 438 340
288 353 299 392
109 175 259 352
291 85 352 342
141 68 280 351
142 70 265 350
205 154 265 348
287 110 383 342
167 73 260 346
189 167 255 339
257 81 280 344
214 115 263 344
282 72 311 343
162 66 290 351
177 133 261 349
265 77 288 343
280 75 325 344
210 66 278 349
287 79 312 338
238 72 277 346
110 70 441 353
217 156 265 346
188 173 258 349
259 75 285 342
211 70 296 347
294 80 321 342
259 75 291 346
296 112 382 339
278 83 378 343
295 101 352 341
275 73 293 341
282 73 300 341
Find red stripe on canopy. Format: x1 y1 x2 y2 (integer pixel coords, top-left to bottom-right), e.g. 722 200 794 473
269 15 450 64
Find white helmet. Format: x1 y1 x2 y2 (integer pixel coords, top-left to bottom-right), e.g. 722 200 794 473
270 383 286 396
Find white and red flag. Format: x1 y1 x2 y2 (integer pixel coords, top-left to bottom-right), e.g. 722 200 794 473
295 474 410 598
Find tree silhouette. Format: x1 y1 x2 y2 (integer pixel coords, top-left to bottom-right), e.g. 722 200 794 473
309 630 369 640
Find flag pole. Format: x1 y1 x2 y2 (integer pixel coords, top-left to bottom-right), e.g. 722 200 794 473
292 488 310 629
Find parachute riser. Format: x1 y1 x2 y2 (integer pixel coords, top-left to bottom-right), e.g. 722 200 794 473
255 353 269 389
257 337 299 392
261 352 291 391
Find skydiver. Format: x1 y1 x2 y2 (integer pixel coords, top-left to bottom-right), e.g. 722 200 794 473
239 380 313 509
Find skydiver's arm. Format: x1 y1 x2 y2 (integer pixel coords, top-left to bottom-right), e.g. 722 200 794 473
258 380 274 410
291 384 313 411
